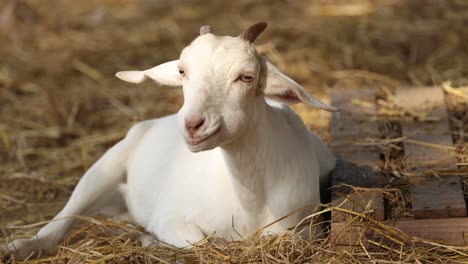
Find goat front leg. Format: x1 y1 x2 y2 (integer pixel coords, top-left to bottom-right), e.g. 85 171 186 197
1 123 150 260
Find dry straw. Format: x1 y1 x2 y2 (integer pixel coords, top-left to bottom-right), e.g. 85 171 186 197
1 0 468 263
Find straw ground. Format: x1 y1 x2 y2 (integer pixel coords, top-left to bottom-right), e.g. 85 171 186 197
1 0 468 263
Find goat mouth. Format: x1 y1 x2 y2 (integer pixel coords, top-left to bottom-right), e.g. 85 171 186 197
186 127 220 146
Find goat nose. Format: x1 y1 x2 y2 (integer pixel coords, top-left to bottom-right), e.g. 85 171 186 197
185 117 205 135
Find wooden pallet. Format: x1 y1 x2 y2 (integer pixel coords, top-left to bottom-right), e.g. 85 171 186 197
329 86 468 247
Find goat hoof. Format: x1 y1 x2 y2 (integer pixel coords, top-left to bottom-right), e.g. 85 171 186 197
1 238 42 261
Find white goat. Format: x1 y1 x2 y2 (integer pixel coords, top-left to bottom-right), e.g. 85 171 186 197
2 22 337 260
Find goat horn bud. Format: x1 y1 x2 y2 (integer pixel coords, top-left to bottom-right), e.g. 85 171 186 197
239 22 268 43
200 25 211 35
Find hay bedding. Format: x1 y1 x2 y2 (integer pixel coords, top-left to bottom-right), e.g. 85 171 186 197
1 0 468 263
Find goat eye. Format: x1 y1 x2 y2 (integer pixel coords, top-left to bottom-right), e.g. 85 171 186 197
179 69 185 75
239 75 253 83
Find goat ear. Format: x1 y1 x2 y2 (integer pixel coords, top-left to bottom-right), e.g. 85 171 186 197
259 58 338 112
115 60 182 87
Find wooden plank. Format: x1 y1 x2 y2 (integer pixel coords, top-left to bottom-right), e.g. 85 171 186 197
394 218 468 246
331 187 385 245
330 87 386 246
330 87 381 167
330 86 467 248
330 87 383 196
333 217 468 246
410 176 466 219
330 159 383 198
332 191 385 222
331 222 373 246
395 86 457 168
395 86 466 219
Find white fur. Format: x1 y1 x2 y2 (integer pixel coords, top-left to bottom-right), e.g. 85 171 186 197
2 25 336 259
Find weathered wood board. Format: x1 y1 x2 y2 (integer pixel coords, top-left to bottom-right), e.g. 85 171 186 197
395 86 458 167
395 86 466 219
330 87 381 167
331 191 385 222
330 159 383 199
331 222 374 246
330 87 383 198
409 176 466 219
330 85 467 247
394 218 468 245
330 87 385 240
333 217 468 246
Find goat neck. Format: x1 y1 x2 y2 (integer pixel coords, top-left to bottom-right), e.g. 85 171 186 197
220 98 307 211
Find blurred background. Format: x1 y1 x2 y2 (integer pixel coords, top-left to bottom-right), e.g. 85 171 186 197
0 0 467 248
